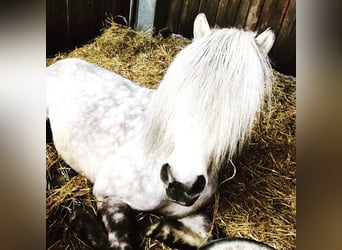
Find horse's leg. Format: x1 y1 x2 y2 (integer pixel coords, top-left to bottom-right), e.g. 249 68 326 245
146 213 211 249
68 203 109 249
99 199 136 250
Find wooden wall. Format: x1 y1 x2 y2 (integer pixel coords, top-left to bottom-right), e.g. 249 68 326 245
47 0 295 75
155 0 296 76
46 0 131 56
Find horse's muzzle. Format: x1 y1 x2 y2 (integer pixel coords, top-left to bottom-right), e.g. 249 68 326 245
165 183 201 206
161 163 206 206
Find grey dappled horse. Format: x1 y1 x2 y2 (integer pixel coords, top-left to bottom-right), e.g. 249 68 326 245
46 13 275 249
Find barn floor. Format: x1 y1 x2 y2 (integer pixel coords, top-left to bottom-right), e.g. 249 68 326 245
46 21 296 250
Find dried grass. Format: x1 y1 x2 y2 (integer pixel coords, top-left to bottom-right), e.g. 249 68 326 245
46 20 189 89
46 21 296 250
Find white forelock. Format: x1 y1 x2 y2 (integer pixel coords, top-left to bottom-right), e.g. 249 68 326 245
144 28 273 171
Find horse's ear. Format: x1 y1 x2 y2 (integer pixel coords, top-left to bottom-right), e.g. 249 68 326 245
255 27 275 54
193 13 210 39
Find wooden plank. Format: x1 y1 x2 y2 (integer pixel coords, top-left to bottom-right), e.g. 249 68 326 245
215 0 242 28
276 0 295 44
234 0 251 28
256 0 290 69
285 20 296 75
167 0 184 33
47 0 131 55
256 0 289 34
104 0 114 17
271 0 296 75
68 0 95 48
46 0 69 55
90 0 105 31
179 0 201 37
244 0 264 30
215 0 228 27
272 18 295 75
154 0 171 31
104 0 130 25
114 0 130 25
198 0 220 26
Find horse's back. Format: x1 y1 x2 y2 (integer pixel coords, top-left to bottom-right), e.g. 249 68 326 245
46 58 153 181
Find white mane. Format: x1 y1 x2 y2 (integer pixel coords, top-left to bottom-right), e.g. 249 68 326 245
144 28 273 168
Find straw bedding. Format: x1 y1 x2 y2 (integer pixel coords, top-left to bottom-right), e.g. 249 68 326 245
46 21 296 250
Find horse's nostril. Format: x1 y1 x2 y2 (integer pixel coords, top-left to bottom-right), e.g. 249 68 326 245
188 175 206 195
160 163 173 184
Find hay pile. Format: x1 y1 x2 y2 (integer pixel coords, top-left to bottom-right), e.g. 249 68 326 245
46 21 296 250
46 20 189 89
